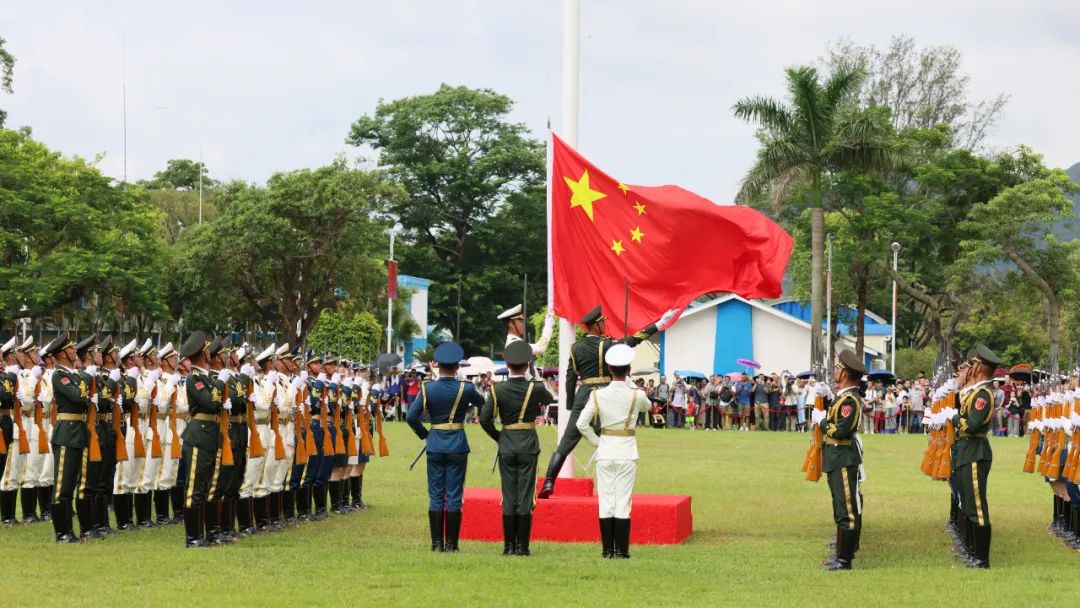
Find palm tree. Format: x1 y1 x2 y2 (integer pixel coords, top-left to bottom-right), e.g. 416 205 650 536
733 65 899 372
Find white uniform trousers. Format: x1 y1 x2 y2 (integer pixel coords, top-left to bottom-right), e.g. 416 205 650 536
137 423 161 494
35 419 54 487
155 418 180 490
276 421 296 491
22 414 50 488
0 416 28 492
115 424 146 494
596 459 637 519
242 423 270 499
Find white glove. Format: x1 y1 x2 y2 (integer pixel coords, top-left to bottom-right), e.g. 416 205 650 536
84 365 98 376
30 365 42 379
300 371 309 382
149 370 161 384
943 379 956 392
240 363 255 377
168 373 180 387
266 370 279 385
218 368 233 384
330 373 341 384
223 398 232 412
1070 413 1080 427
317 372 328 382
815 384 834 400
125 367 139 379
109 368 122 383
656 308 680 330
543 313 555 330
811 408 827 426
3 365 18 374
290 378 303 392
342 378 354 388
91 395 99 406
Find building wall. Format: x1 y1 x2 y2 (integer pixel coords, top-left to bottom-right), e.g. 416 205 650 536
751 307 811 374
661 306 717 376
712 299 752 375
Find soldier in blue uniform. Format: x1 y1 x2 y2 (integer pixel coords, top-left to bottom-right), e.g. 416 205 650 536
406 342 484 552
302 354 331 520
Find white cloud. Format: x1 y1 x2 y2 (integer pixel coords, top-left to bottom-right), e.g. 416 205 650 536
2 0 1078 198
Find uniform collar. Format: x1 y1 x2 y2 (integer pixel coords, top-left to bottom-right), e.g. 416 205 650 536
837 385 859 396
191 365 208 375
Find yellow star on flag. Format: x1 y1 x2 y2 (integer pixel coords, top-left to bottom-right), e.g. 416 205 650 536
617 182 630 195
564 170 607 221
634 202 647 216
610 240 626 256
630 226 645 244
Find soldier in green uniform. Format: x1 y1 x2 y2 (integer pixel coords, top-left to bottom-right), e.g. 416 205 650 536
952 344 999 568
179 331 225 548
811 349 864 571
45 333 92 543
218 339 247 540
537 305 675 498
71 335 101 540
479 341 555 556
0 337 17 525
93 336 121 536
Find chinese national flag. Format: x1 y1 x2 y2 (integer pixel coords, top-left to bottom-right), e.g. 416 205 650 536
550 133 793 333
387 260 398 300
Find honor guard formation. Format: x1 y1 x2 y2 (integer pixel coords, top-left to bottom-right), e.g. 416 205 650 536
0 313 1071 569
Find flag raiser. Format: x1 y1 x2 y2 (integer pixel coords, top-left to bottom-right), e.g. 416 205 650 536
548 132 793 332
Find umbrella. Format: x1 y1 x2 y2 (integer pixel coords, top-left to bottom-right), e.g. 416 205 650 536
724 371 744 382
674 369 707 381
493 367 509 376
541 366 559 378
463 356 494 377
795 370 815 379
736 358 761 370
376 353 402 372
631 366 659 377
866 370 896 385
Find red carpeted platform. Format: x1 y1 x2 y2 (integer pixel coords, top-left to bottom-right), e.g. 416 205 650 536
460 477 692 544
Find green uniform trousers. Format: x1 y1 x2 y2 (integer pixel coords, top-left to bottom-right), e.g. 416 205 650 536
826 465 860 530
52 445 85 503
955 460 991 527
499 452 538 515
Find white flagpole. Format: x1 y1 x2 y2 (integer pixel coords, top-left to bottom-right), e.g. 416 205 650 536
555 0 580 478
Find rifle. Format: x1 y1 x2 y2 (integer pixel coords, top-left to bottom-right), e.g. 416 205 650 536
13 376 30 455
131 378 146 459
376 398 389 457
359 394 375 456
87 377 102 462
113 379 129 462
294 384 308 465
149 382 163 459
246 378 265 458
921 398 940 477
332 387 346 455
933 410 954 480
220 380 234 466
168 386 181 460
34 378 48 454
303 384 316 457
269 385 285 460
344 394 358 457
1028 406 1043 474
803 395 824 482
319 385 333 455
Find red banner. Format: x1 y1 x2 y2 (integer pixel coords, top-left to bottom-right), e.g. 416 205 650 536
387 259 398 300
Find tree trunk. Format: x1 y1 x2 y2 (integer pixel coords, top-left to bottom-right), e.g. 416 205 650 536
809 203 825 374
853 261 868 358
1047 299 1061 376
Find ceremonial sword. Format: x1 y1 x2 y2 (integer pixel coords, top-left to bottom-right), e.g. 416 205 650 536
408 446 426 470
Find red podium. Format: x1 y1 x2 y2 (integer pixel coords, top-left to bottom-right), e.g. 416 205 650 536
460 477 692 544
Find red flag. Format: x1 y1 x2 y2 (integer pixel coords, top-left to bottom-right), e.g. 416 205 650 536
549 133 793 332
387 259 398 300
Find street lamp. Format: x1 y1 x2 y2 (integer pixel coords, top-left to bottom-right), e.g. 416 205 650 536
891 242 901 373
385 222 404 354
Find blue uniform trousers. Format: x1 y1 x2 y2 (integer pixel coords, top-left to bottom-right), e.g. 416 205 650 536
427 452 467 511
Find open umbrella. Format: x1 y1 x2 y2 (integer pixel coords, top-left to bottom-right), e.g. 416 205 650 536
724 371 744 382
674 369 707 381
376 353 402 372
541 366 559 378
631 366 659 377
866 370 896 385
795 369 815 380
736 358 761 370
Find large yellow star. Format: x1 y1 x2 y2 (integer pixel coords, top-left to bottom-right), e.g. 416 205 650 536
630 226 645 244
563 170 607 221
611 240 626 256
634 202 647 216
617 182 630 195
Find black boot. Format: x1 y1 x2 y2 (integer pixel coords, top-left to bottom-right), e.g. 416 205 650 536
38 488 51 520
613 518 631 559
351 476 365 510
76 498 99 540
283 490 296 523
0 490 19 524
444 510 462 552
184 506 208 548
222 499 238 538
171 486 185 523
537 453 566 499
502 514 517 555
134 492 153 528
330 480 345 515
94 495 115 535
115 493 135 530
20 487 39 523
824 527 854 570
1051 495 1063 536
599 518 615 558
206 500 231 544
297 486 311 521
1068 506 1080 550
154 490 171 525
312 484 328 520
970 525 991 568
253 496 267 531
53 501 78 543
515 514 532 556
237 497 253 534
429 510 445 552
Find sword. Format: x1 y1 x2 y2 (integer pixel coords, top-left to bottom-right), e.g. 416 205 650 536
491 453 499 475
408 446 426 470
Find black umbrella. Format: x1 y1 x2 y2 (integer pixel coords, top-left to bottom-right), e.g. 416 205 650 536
377 353 403 372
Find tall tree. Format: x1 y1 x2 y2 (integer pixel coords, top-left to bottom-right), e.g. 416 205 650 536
733 66 901 372
141 158 215 191
0 37 13 128
346 84 546 352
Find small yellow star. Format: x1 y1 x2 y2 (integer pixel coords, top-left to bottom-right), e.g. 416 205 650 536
630 226 645 244
634 202 647 216
617 182 630 195
611 240 626 256
563 170 608 221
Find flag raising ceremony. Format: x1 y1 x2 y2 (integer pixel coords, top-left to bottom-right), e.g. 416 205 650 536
549 132 793 332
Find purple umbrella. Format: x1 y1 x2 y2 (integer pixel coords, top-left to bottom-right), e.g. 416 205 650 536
736 358 761 370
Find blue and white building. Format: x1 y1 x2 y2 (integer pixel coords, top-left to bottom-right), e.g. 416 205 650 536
634 294 888 377
397 274 431 365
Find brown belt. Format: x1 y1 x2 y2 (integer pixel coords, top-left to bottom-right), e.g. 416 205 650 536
601 429 635 437
824 437 852 446
57 413 88 422
583 377 612 386
502 422 536 430
228 415 244 424
156 414 170 421
96 413 113 422
191 413 217 422
431 423 464 431
959 432 988 439
0 408 13 415
254 416 270 424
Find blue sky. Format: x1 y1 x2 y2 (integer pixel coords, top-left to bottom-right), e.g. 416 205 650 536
3 0 1078 201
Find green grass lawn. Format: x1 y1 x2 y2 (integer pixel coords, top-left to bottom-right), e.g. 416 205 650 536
3 424 1077 607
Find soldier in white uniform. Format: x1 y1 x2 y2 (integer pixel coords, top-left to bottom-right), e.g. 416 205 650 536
244 344 275 532
134 341 162 527
499 304 554 359
577 343 645 559
270 344 300 525
113 339 142 530
1 338 35 522
15 338 50 523
32 340 56 521
152 343 182 524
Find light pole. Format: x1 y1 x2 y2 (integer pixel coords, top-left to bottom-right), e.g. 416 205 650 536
826 233 833 373
385 222 403 354
891 242 901 373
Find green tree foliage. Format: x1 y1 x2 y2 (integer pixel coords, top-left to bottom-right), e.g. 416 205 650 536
141 158 216 191
0 37 14 127
168 159 402 343
0 129 168 333
347 84 547 353
307 308 383 363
